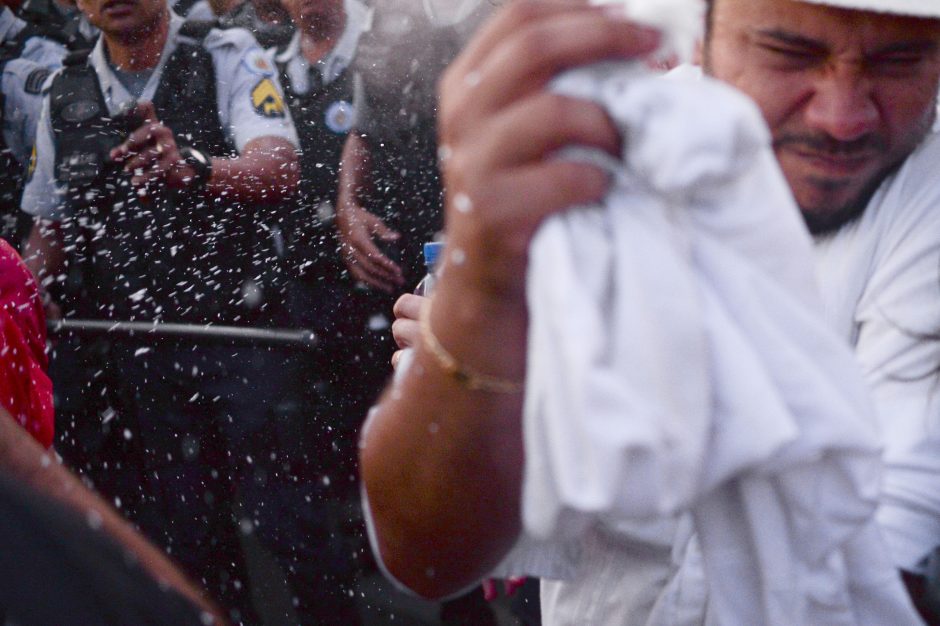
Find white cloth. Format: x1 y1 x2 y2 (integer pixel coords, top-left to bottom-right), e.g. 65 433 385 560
502 61 922 625
22 12 299 220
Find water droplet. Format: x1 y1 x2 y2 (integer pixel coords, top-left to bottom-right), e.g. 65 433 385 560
453 193 472 214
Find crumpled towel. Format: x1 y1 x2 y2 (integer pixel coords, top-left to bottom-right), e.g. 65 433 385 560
518 62 921 623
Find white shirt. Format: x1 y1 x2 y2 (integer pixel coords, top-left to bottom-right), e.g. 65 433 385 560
22 13 299 220
814 118 940 575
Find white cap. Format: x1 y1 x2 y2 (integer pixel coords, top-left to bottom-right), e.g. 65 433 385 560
798 0 940 18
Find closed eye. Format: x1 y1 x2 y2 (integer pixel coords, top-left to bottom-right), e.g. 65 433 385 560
756 43 824 69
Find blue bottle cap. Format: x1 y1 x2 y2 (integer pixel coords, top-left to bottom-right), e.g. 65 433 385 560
424 242 444 268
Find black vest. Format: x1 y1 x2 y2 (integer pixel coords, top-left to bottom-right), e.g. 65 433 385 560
49 35 259 324
277 58 354 277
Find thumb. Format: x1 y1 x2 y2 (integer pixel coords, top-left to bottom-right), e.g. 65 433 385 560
134 100 158 125
369 215 401 242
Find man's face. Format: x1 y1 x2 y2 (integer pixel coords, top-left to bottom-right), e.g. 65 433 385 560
283 0 343 33
704 0 940 233
76 0 165 40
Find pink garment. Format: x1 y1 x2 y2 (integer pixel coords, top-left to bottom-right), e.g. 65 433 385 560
0 238 54 447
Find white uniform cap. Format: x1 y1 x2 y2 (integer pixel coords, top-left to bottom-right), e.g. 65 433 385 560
798 0 940 18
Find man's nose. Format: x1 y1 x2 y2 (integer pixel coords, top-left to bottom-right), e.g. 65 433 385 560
804 66 879 143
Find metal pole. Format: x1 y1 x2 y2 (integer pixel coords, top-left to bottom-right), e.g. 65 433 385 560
47 319 319 350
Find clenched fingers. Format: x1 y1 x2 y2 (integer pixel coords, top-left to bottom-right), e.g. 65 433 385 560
463 93 620 170
441 4 660 136
393 293 426 323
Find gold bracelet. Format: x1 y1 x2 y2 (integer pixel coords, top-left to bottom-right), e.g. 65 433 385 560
419 298 525 394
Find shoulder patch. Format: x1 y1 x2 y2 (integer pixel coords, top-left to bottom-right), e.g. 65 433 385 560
242 47 276 76
26 144 37 183
251 78 286 118
325 100 355 134
24 68 51 95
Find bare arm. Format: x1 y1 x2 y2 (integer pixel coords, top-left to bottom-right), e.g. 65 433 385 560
22 219 65 318
360 0 659 598
207 135 299 204
337 133 372 210
335 133 404 292
0 407 227 624
111 102 300 204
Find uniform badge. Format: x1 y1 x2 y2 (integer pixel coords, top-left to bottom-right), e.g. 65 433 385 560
26 144 37 182
243 48 276 77
325 100 355 134
25 68 51 95
61 100 100 123
251 79 286 118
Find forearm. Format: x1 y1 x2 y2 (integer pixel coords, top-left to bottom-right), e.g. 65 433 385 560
0 410 226 623
22 219 65 291
337 133 372 210
360 267 528 598
207 137 299 204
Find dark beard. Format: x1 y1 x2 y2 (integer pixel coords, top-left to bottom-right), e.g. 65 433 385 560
800 158 905 236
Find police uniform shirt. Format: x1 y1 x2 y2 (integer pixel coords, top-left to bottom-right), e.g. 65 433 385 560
273 0 368 97
22 12 299 221
0 7 26 44
2 58 53 167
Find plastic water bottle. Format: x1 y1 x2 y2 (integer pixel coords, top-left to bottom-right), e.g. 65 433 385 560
394 242 444 381
414 241 444 296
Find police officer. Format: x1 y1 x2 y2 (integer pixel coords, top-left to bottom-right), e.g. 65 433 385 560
21 1 300 622
265 1 366 622
0 1 66 247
